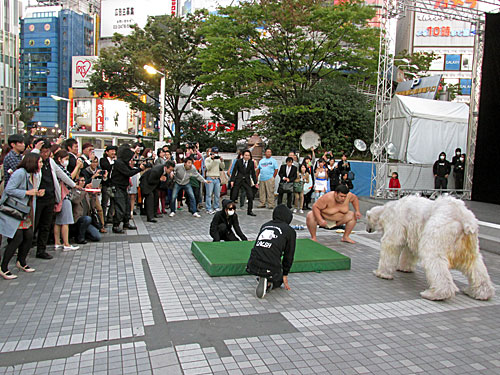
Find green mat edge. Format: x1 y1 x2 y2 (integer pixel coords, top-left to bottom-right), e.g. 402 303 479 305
191 240 351 277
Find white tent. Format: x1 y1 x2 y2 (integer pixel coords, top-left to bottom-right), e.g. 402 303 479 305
387 95 469 164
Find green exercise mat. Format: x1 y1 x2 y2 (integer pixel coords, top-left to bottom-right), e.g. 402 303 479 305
191 239 351 277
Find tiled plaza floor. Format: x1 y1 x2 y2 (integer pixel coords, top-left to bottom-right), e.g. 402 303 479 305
0 198 498 374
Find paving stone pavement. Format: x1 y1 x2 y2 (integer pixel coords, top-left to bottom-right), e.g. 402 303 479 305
0 199 498 374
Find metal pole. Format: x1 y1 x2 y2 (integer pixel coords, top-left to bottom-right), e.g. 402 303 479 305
159 75 165 142
66 100 70 137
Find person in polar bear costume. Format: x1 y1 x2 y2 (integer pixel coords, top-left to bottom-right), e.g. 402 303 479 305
366 195 495 301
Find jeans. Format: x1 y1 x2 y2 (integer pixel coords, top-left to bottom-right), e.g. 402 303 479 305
75 216 101 242
171 183 197 214
205 177 221 211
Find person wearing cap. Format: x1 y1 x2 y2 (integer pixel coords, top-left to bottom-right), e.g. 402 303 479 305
246 205 296 298
205 147 224 214
100 145 117 223
3 134 25 188
209 199 247 241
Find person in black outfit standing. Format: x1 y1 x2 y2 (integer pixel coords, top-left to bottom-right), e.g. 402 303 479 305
99 145 117 223
111 145 145 233
433 151 451 190
140 161 175 222
453 153 465 190
63 138 79 174
277 157 297 209
230 149 257 216
246 205 296 299
209 199 248 242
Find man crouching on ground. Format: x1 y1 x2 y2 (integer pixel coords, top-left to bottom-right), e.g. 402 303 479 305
306 184 362 244
246 205 296 298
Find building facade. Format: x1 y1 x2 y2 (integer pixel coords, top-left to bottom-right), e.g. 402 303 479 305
20 5 93 131
0 0 21 139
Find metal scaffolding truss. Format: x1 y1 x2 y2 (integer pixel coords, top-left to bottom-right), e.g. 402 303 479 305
371 0 495 198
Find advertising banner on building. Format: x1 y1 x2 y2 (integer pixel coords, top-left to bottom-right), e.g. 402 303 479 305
100 0 174 37
460 79 472 95
72 56 98 88
445 54 461 71
413 15 475 48
395 75 442 99
96 99 105 132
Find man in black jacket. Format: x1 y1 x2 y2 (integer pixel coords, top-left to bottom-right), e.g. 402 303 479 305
277 157 297 209
100 145 117 223
246 205 296 298
209 199 247 242
230 150 257 216
111 145 145 233
433 151 451 190
140 161 175 222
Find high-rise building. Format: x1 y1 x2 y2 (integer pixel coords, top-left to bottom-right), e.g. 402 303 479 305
20 5 94 131
0 0 21 138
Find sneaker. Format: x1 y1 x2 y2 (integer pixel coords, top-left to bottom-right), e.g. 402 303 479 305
256 277 267 298
54 244 64 250
293 208 297 213
169 212 175 217
299 209 304 214
63 245 79 252
192 212 201 218
209 210 216 215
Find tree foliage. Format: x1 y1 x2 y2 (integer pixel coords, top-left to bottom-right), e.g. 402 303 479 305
88 13 205 143
394 49 438 77
263 78 373 154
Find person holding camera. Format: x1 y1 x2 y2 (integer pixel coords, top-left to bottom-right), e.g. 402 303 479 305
111 145 145 233
205 147 224 214
140 161 175 222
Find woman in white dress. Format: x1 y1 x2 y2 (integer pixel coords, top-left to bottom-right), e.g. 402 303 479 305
314 159 328 200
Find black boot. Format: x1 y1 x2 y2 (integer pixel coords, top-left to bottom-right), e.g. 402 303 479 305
112 227 124 234
123 223 137 230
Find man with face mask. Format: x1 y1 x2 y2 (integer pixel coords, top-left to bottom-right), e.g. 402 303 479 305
247 205 296 298
433 152 451 190
209 200 247 242
453 153 465 190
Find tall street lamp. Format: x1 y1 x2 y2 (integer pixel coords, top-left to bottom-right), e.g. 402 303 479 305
50 95 71 136
144 65 166 142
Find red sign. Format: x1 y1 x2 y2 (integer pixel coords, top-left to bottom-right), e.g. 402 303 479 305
434 0 477 9
75 59 92 78
96 99 104 132
171 0 177 15
203 122 235 132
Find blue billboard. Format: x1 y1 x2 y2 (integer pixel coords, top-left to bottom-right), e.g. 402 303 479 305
460 79 472 95
445 54 461 71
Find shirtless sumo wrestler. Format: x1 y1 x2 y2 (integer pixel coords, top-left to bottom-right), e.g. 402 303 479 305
306 185 362 243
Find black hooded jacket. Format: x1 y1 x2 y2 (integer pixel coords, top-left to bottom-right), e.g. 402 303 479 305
433 152 451 177
209 199 247 241
111 147 141 189
247 205 296 275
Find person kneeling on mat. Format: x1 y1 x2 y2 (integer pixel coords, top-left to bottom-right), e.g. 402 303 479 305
209 199 248 242
246 205 296 298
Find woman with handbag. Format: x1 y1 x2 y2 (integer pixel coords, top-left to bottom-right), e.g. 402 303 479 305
293 164 309 214
53 150 79 250
0 153 44 279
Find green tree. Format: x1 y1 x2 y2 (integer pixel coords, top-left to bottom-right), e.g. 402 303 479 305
394 49 438 78
14 99 35 124
88 13 205 143
263 78 373 154
200 0 379 113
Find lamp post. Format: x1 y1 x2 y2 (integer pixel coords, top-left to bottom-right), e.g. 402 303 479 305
144 65 166 142
50 95 71 136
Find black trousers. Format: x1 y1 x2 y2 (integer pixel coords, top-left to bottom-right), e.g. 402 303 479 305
278 191 293 209
246 262 283 289
34 197 55 254
231 180 253 213
143 190 159 221
303 189 313 208
211 223 239 242
2 228 34 272
455 172 464 190
113 187 131 227
435 176 448 189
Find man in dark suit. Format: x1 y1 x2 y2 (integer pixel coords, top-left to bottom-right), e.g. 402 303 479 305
230 149 257 216
278 157 298 209
140 161 175 222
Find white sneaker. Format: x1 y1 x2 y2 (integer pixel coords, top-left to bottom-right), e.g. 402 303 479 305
192 212 201 218
54 244 64 250
293 209 297 213
299 209 304 214
63 245 79 251
169 212 175 217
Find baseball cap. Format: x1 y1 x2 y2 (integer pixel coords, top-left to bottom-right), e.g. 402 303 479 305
211 146 219 153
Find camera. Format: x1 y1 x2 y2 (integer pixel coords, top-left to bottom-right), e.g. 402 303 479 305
134 158 154 169
213 155 220 159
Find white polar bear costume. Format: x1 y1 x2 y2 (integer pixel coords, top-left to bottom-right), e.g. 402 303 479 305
366 195 495 301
